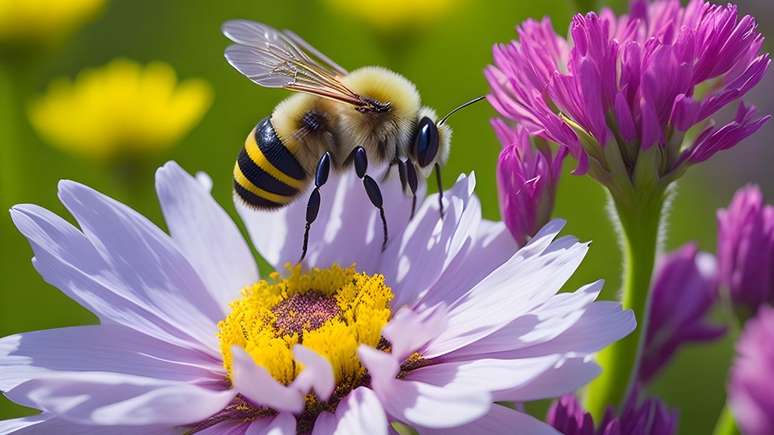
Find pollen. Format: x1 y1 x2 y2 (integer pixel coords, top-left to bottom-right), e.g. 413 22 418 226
217 264 393 390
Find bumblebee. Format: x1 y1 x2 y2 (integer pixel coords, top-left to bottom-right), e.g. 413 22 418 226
223 20 482 260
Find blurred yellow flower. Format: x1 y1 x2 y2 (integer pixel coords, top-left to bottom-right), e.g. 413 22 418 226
0 0 104 46
325 0 458 31
29 59 213 160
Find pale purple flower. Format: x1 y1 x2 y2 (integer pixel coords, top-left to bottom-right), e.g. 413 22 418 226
729 306 774 435
547 392 677 435
640 243 725 383
717 184 774 316
0 162 635 433
487 0 770 187
494 120 566 245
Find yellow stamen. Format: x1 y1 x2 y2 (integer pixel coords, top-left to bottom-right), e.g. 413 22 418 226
217 264 393 388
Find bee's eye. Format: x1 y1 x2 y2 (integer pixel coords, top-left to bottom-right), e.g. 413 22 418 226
413 117 439 168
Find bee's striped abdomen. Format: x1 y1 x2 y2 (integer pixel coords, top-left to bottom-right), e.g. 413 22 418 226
234 118 307 209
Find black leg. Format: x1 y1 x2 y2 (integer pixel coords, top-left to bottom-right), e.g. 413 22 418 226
300 152 331 262
404 160 418 220
434 163 444 219
351 146 389 251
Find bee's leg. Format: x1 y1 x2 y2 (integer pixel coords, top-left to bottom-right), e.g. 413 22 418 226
403 160 418 220
352 146 389 252
300 152 332 262
434 162 444 219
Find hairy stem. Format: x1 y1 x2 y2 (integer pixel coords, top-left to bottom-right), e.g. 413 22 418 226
583 187 667 419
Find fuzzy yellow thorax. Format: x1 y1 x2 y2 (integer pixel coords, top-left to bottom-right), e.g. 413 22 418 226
218 264 393 390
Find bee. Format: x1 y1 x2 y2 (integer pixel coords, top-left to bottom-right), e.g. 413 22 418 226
223 20 483 260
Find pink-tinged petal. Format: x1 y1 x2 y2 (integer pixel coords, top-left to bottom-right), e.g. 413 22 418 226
231 347 304 413
156 161 258 314
499 357 600 402
0 415 178 435
382 305 448 361
246 413 296 435
418 404 559 435
440 280 602 360
614 92 636 142
506 301 635 359
56 181 224 329
670 94 701 131
383 174 478 308
357 346 399 393
424 222 588 358
359 344 490 428
10 205 218 356
311 412 336 435
404 356 558 394
327 387 388 435
6 372 235 426
290 345 334 401
0 325 222 392
421 219 517 310
238 168 416 274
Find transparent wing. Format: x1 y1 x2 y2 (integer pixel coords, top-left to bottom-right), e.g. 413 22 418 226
223 20 371 108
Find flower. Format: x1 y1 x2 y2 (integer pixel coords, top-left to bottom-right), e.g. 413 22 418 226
717 185 774 317
324 0 457 32
487 0 770 193
640 243 725 383
729 306 774 435
0 161 635 433
0 0 104 48
494 120 566 245
28 59 213 160
547 392 678 435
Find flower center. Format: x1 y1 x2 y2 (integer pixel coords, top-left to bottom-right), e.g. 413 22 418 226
217 264 393 391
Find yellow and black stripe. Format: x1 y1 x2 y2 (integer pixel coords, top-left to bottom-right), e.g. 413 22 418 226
234 118 307 209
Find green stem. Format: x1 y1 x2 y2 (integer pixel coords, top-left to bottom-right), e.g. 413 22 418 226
583 187 666 420
713 404 741 435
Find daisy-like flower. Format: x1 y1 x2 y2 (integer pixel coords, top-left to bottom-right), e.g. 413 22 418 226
487 0 770 190
640 244 724 383
0 162 634 433
494 120 566 245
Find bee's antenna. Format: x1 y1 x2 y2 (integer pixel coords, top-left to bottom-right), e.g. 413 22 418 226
438 96 486 126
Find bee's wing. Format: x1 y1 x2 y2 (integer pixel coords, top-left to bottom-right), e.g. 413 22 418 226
223 20 365 107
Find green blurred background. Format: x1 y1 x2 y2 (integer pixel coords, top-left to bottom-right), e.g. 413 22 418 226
0 0 771 433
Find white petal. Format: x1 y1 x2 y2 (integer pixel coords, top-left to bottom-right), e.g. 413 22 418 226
359 345 489 428
291 345 334 401
0 414 50 433
420 219 517 310
382 305 448 361
231 347 304 413
156 162 258 314
497 356 601 402
6 372 235 426
311 412 336 435
383 174 479 308
330 387 388 435
404 356 558 394
440 281 603 360
246 413 296 435
196 419 251 435
417 404 560 435
238 167 415 273
507 301 636 359
378 379 491 429
0 325 222 392
0 415 178 434
424 226 588 358
10 204 218 356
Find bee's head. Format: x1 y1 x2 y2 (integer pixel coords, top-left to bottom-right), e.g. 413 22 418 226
410 116 440 168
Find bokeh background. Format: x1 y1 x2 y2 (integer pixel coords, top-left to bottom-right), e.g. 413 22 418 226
0 0 771 433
